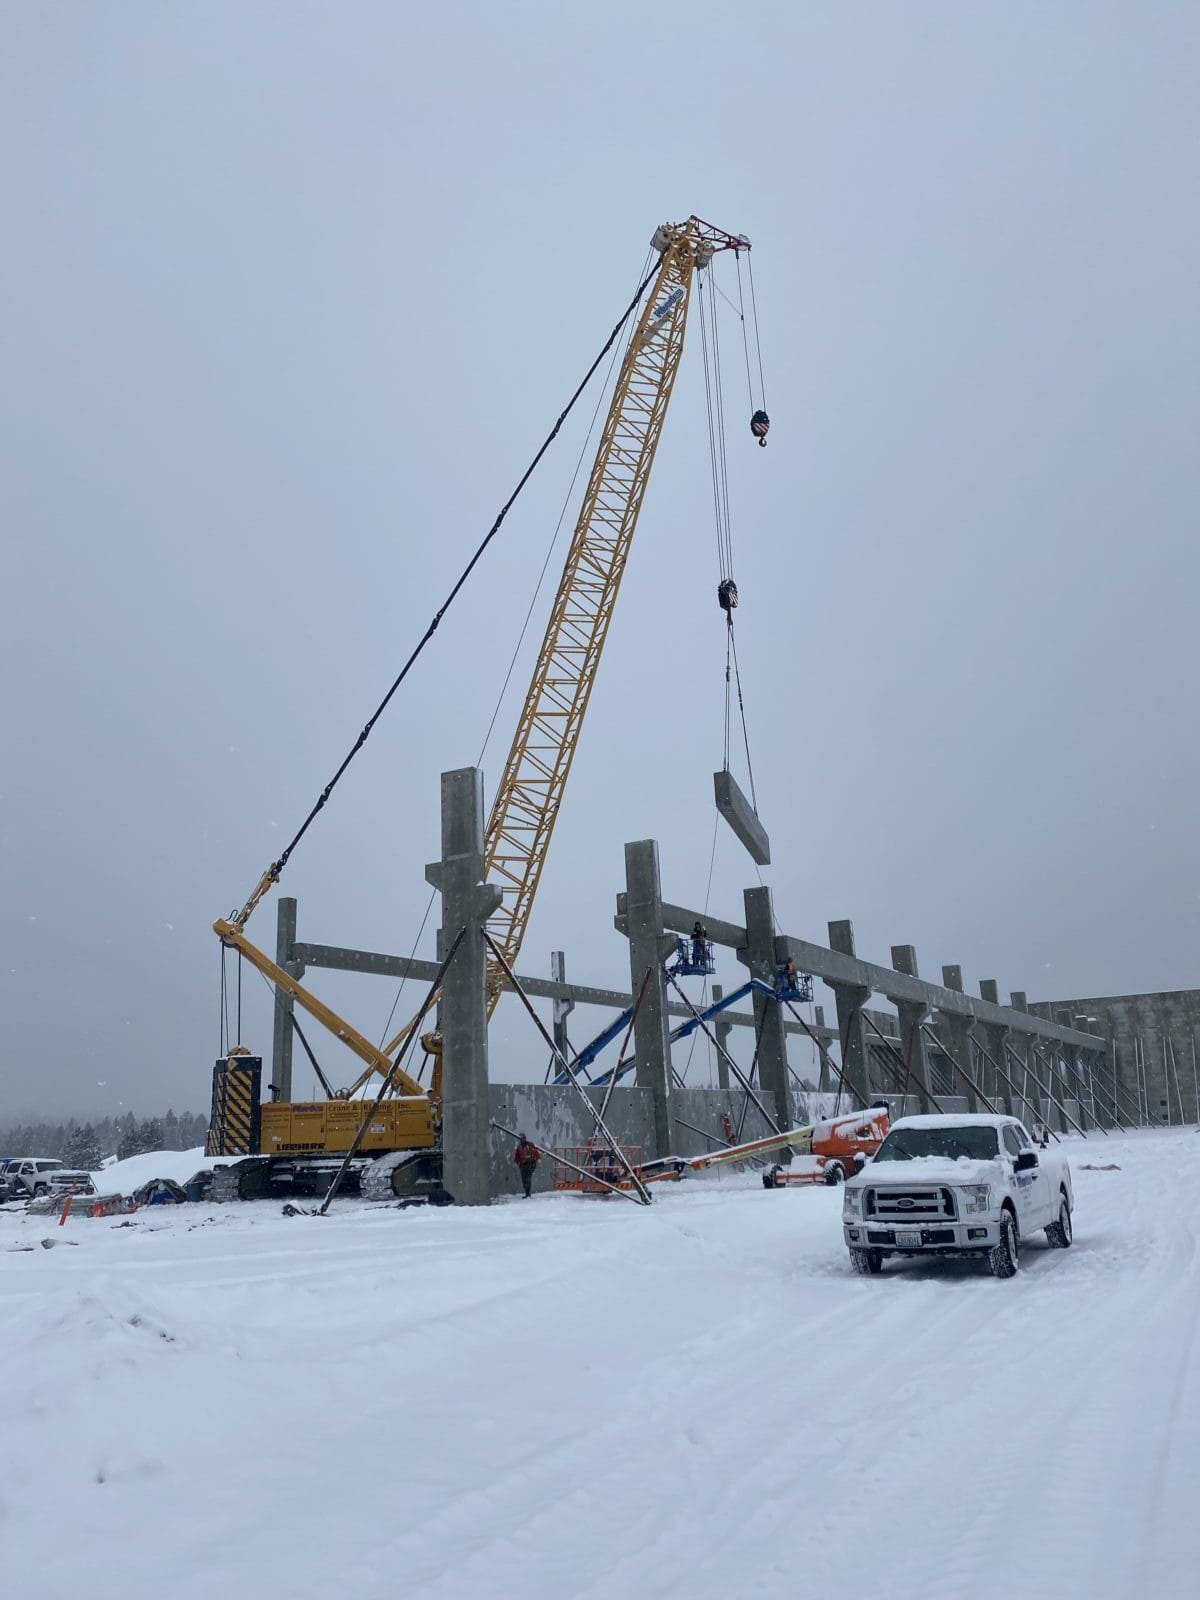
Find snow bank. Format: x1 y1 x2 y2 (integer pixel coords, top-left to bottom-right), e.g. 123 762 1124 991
91 1146 209 1192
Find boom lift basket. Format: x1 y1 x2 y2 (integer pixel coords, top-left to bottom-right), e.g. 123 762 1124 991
553 1141 645 1194
672 936 716 977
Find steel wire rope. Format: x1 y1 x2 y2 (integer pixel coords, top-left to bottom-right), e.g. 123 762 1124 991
696 272 730 584
708 269 735 574
373 254 653 1057
735 252 756 411
747 250 767 406
229 259 661 930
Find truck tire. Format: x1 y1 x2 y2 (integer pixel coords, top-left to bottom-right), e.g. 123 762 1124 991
762 1165 781 1190
850 1247 883 1276
988 1209 1020 1278
1045 1193 1073 1248
823 1162 845 1186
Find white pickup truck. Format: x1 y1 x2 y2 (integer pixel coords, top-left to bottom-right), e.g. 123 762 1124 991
841 1113 1073 1279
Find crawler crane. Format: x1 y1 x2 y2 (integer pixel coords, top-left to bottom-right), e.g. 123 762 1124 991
208 216 753 1201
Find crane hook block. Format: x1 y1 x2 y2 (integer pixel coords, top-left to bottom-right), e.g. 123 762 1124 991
750 409 770 448
718 578 739 613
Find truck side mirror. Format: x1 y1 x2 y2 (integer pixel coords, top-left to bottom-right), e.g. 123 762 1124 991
1014 1150 1039 1172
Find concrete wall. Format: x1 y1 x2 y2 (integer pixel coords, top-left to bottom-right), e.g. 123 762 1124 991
1033 989 1200 1125
489 1083 656 1198
488 1082 787 1196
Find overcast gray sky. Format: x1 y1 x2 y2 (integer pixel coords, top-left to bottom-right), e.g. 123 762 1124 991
3 1 1197 1119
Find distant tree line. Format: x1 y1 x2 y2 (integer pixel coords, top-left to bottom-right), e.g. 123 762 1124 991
0 1110 208 1168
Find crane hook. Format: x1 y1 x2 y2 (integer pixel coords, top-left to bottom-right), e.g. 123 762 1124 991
750 409 769 448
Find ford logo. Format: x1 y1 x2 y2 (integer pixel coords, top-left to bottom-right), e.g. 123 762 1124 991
896 1198 915 1209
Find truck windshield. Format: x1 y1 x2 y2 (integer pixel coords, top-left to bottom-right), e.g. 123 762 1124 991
873 1125 999 1162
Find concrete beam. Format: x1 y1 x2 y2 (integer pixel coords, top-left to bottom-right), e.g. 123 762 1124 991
655 900 1102 1050
294 936 836 1045
713 768 771 866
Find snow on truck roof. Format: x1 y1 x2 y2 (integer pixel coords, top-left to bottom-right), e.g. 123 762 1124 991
889 1113 1020 1130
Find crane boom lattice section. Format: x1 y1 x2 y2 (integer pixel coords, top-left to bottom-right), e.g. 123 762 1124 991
482 225 708 996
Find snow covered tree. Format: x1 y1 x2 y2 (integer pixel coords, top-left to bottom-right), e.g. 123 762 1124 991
62 1122 104 1170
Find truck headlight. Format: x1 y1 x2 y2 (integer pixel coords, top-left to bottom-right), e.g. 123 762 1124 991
842 1189 862 1218
961 1185 991 1214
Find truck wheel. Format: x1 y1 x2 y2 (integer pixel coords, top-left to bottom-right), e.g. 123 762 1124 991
823 1162 844 1186
762 1165 780 1190
988 1209 1020 1278
850 1247 883 1276
1045 1193 1073 1248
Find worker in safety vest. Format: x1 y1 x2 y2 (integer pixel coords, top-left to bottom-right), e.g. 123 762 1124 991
513 1134 540 1198
692 921 708 968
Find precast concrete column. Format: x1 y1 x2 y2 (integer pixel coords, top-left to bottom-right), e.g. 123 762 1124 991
711 985 732 1091
887 945 935 1114
1070 1014 1096 1129
616 840 677 1158
738 886 792 1129
424 768 503 1207
550 950 574 1064
979 979 1012 1114
1057 1012 1087 1130
827 921 871 1108
1037 1011 1070 1135
1009 992 1043 1127
814 1005 834 1093
938 966 979 1111
270 896 303 1102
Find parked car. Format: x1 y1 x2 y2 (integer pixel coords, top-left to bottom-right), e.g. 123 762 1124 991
842 1113 1074 1280
3 1158 66 1198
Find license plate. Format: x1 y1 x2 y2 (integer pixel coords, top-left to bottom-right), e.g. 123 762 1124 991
895 1229 922 1249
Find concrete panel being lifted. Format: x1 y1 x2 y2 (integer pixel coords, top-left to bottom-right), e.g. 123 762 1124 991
713 768 771 865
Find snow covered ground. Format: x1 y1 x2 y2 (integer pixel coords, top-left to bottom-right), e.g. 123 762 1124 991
3 1128 1197 1600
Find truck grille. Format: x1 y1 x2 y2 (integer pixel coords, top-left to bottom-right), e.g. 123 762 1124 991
865 1186 956 1222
